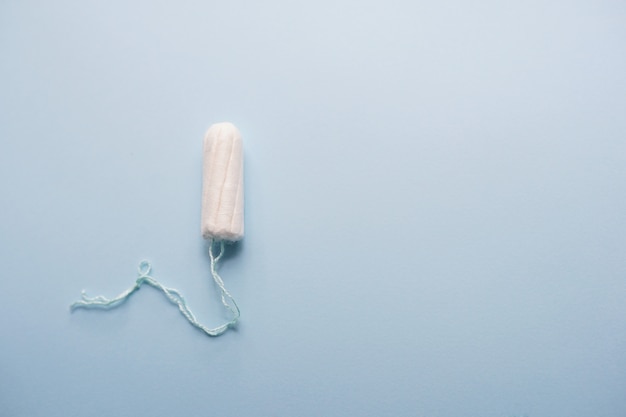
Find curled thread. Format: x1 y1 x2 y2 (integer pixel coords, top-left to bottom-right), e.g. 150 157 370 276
70 239 239 337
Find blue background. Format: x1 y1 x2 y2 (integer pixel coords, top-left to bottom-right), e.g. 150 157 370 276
1 1 625 416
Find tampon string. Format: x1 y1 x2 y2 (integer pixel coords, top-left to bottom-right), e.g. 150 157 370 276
70 239 239 337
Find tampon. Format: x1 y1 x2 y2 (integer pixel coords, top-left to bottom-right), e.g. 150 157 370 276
71 121 243 337
201 122 244 241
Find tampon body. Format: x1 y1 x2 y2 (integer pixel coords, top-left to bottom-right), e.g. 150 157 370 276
201 122 244 241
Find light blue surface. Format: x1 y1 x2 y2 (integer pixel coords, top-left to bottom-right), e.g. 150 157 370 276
1 1 625 416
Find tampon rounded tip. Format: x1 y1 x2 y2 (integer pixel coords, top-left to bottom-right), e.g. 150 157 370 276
206 122 239 138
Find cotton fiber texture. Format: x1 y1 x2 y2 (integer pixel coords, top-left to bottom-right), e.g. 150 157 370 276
201 122 244 242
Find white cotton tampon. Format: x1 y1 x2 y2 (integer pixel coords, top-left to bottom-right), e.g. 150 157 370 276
201 122 244 242
71 121 243 337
